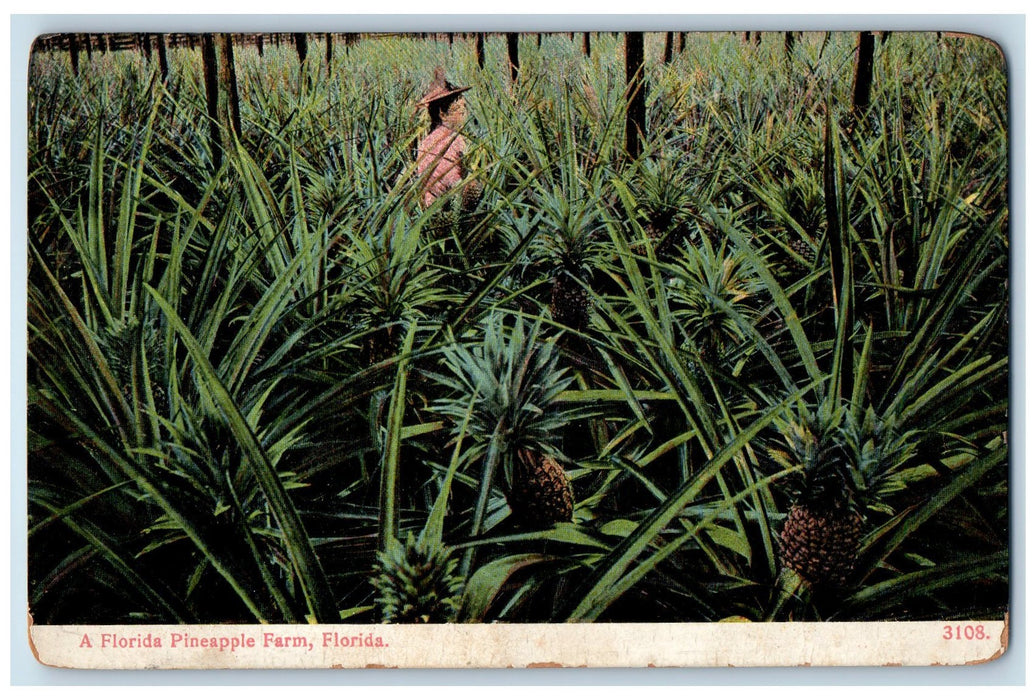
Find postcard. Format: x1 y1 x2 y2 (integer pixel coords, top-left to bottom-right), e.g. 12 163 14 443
25 28 1009 669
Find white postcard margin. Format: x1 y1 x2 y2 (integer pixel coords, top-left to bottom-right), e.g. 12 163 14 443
28 616 1008 669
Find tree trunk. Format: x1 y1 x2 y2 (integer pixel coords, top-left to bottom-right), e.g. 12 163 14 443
256 33 264 57
507 33 519 84
583 32 591 57
324 33 332 75
677 32 685 53
662 31 673 64
624 32 646 160
67 34 80 76
852 31 876 122
201 34 221 168
537 33 542 48
156 33 170 82
475 33 485 69
784 31 795 62
83 33 92 60
141 32 153 61
218 34 242 139
294 32 308 64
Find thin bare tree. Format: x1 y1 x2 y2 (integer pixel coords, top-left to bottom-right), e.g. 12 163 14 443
294 32 308 64
507 33 519 84
218 34 242 139
156 33 170 82
201 34 221 167
852 31 876 123
68 34 80 76
624 32 646 159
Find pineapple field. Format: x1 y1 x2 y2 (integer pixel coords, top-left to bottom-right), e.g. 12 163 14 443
27 30 1009 626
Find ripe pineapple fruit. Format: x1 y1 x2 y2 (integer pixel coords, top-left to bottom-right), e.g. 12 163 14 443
549 268 590 332
371 533 462 623
788 236 816 271
507 448 574 527
779 480 864 588
773 416 864 589
777 170 824 273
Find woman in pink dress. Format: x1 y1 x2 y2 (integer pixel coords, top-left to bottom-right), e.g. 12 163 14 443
415 68 478 209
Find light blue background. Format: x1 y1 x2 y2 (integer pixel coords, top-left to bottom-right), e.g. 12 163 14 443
9 13 1025 687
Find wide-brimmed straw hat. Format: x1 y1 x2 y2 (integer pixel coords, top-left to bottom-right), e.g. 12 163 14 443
417 67 471 106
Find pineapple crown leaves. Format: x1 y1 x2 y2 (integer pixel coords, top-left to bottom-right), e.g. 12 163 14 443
429 313 582 457
768 404 856 509
528 175 608 275
769 401 920 516
664 235 763 358
335 222 448 324
777 168 826 234
837 406 920 512
667 234 762 306
94 311 166 381
630 153 697 227
371 531 463 624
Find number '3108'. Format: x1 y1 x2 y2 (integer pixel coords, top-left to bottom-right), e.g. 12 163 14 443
943 624 987 640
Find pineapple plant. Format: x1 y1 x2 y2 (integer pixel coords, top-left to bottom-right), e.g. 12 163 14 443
630 154 697 258
529 177 606 334
371 533 463 623
772 400 924 593
336 219 447 368
779 170 825 272
432 314 585 533
94 310 169 414
666 233 763 370
771 412 864 589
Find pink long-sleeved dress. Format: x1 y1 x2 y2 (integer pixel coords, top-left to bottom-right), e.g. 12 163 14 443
416 124 467 208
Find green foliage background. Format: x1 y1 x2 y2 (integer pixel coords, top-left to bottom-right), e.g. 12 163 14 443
27 31 1008 624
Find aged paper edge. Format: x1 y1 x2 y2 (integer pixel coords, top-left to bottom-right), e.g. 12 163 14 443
28 615 1008 670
